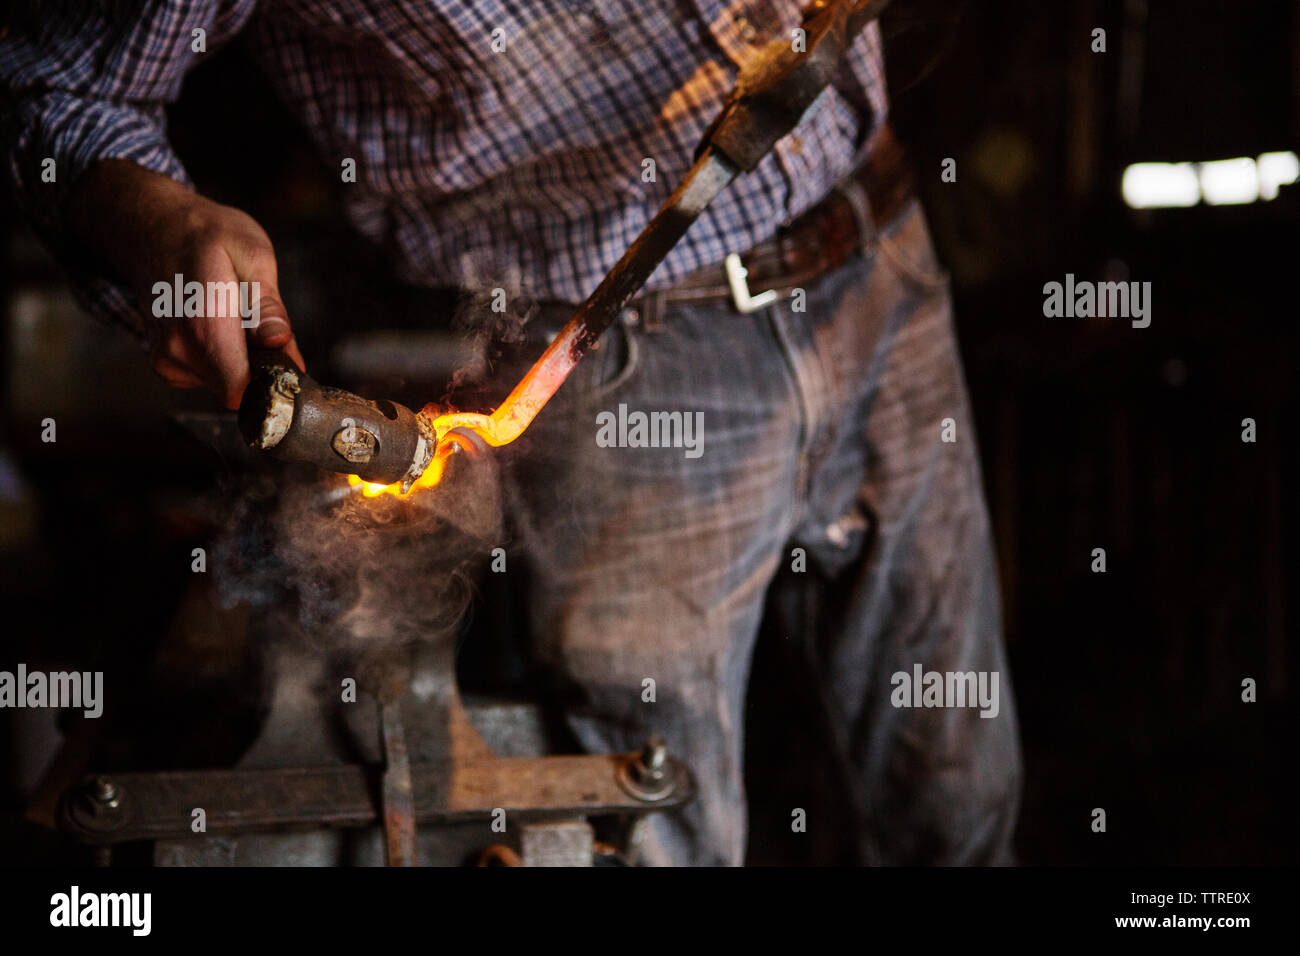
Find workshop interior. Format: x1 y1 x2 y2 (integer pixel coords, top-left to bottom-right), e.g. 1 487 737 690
1 0 1296 868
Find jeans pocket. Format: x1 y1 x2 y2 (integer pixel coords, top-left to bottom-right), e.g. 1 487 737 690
568 310 642 404
875 199 951 293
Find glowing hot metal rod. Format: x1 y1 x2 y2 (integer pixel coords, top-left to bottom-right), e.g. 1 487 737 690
238 0 890 492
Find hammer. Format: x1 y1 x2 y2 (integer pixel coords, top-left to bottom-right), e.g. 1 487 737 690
238 0 890 489
239 348 438 488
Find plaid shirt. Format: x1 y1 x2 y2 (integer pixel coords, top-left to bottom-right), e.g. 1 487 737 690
1 0 887 334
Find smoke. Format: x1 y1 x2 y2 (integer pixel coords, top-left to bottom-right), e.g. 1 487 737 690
444 254 538 400
211 445 502 677
211 256 532 698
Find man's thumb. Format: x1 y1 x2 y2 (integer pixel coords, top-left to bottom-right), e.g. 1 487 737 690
247 285 293 348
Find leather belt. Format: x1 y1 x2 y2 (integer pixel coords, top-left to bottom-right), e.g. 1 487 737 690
638 121 916 315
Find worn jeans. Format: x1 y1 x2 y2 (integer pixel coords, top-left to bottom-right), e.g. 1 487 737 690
499 197 1022 866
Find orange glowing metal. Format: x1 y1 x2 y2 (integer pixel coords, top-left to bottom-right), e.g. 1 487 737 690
348 324 583 498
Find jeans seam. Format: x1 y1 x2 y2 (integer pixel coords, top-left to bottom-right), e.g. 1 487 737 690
766 300 822 525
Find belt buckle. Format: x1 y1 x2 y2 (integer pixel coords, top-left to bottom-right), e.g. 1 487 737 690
724 252 778 314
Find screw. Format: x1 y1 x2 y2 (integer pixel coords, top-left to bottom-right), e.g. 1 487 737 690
633 736 668 785
615 735 677 802
91 776 120 809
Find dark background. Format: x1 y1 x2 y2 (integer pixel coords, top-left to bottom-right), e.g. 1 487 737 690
1 0 1296 865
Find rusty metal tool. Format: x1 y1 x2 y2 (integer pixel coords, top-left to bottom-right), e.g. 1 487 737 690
238 0 890 487
379 681 418 866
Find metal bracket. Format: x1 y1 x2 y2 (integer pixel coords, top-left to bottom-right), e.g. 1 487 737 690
724 253 780 313
59 753 695 847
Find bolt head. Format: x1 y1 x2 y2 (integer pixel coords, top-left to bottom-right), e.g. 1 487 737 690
636 736 668 781
91 776 120 809
332 426 379 463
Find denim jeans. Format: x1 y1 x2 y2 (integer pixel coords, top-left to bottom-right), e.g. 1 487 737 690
498 198 1022 866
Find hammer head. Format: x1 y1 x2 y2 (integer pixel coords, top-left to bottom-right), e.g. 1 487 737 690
238 351 435 489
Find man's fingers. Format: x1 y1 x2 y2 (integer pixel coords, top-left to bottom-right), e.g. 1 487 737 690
229 235 295 350
189 320 250 409
137 204 299 407
235 261 302 400
237 260 303 383
150 348 207 389
184 297 254 410
152 327 237 398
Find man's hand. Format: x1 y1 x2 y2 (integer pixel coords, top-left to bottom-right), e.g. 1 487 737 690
67 159 305 409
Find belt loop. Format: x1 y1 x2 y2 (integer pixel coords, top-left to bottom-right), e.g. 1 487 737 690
639 289 666 333
836 176 877 254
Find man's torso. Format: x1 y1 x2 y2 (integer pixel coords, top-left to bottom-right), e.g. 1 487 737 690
245 0 888 301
